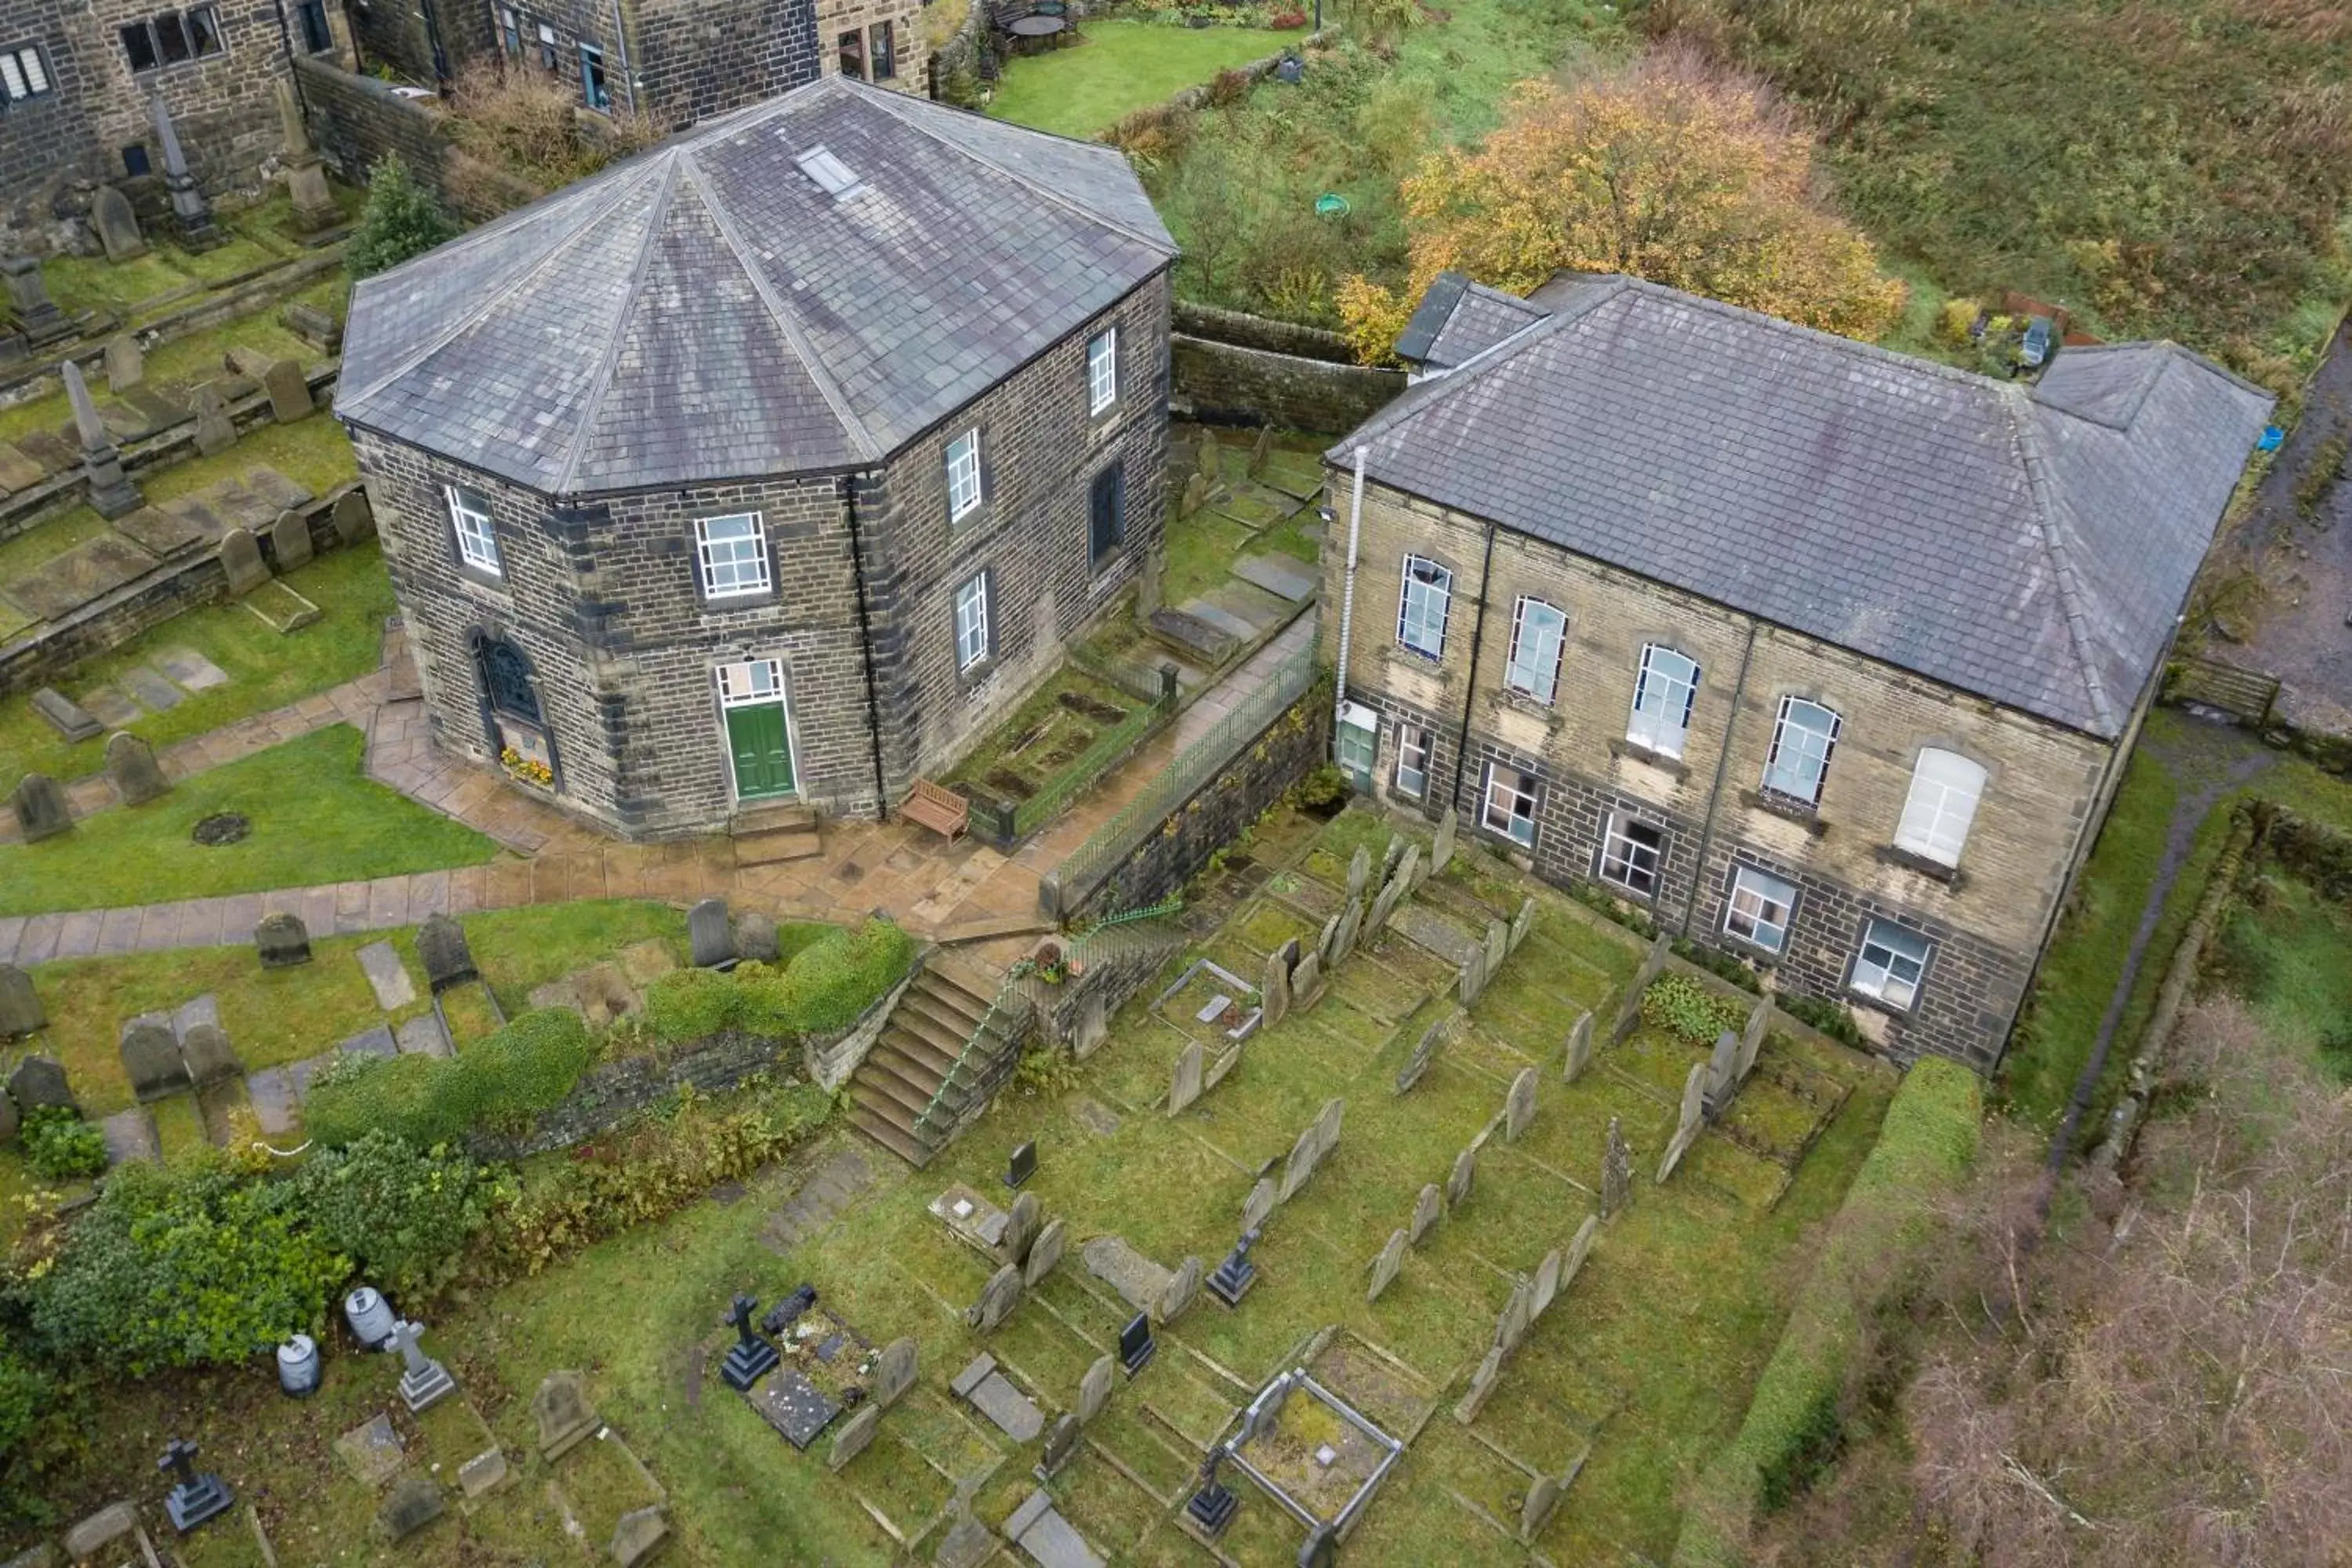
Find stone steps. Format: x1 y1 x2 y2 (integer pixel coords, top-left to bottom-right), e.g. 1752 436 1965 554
731 802 822 866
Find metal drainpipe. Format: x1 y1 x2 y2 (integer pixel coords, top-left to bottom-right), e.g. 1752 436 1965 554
608 0 637 115
1679 621 1759 939
1445 520 1499 818
419 0 452 92
1331 445 1367 742
842 474 891 820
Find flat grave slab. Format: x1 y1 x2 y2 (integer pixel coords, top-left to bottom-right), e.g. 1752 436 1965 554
1177 597 1261 645
1008 1494 1103 1568
929 1184 1011 1251
1080 1235 1173 1316
1233 554 1319 604
31 687 100 741
119 665 183 711
356 940 417 1010
100 1106 159 1166
746 1367 839 1450
335 1413 406 1487
243 579 321 633
113 505 209 557
1388 902 1483 967
396 1012 452 1058
154 646 230 690
338 1023 398 1059
965 1369 1044 1443
244 1065 302 1135
14 428 75 472
0 442 45 492
8 534 158 622
78 684 141 728
158 494 229 544
1146 607 1237 666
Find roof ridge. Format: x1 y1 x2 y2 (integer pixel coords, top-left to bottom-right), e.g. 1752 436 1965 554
681 144 884 463
2003 390 2119 734
340 165 656 413
550 153 685 497
851 82 1177 256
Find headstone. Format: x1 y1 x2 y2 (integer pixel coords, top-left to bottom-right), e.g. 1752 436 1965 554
62 361 140 517
376 1475 444 1542
828 1404 879 1472
1521 1473 1563 1541
1179 471 1208 517
1457 943 1487 1007
1395 1012 1450 1094
1366 1229 1406 1303
1446 1144 1475 1210
157 1437 234 1534
103 334 143 394
1454 1346 1502 1424
1195 430 1219 485
1316 913 1341 967
1366 877 1404 939
1601 1116 1631 1219
1331 898 1362 964
332 488 376 545
456 1447 506 1498
1004 1139 1036 1188
1000 1190 1042 1268
65 1502 136 1560
0 965 42 1039
1157 1254 1202 1323
10 774 70 842
1277 1119 1320 1203
1432 807 1457 872
7 1054 74 1112
1260 946 1290 1027
1563 1010 1594 1081
1186 1449 1240 1537
121 1018 189 1102
218 527 269 596
103 731 169 806
1532 1247 1564 1319
268 508 314 572
1035 1413 1081 1479
151 96 223 249
1313 1096 1345 1159
416 914 478 993
334 1412 405 1486
965 1264 1023 1331
1408 1182 1442 1247
1704 1029 1739 1119
1290 947 1322 1007
1484 918 1508 980
190 384 236 457
278 78 341 232
1564 1213 1599 1288
730 909 779 964
1346 844 1370 902
1076 1354 1114 1424
1023 1217 1066 1287
1504 1067 1537 1142
180 1022 240 1085
935 1504 995 1568
719 1294 780 1388
1247 422 1274 477
1206 1227 1258 1306
255 912 311 967
1168 1040 1203 1115
1300 1523 1338 1568
534 1370 598 1460
1738 999 1770 1083
1242 1176 1275 1231
873 1338 917 1410
391 1321 456 1413
1657 1062 1708 1184
1493 1275 1533 1353
2 254 69 347
688 898 735 967
91 185 147 260
1276 936 1301 973
1117 1312 1155 1375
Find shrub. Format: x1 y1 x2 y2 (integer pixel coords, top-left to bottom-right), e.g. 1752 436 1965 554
293 1133 498 1300
779 919 915 1033
1641 972 1750 1044
20 1105 107 1182
1780 992 1867 1050
302 1051 444 1149
304 1008 593 1147
345 153 459 279
1673 937 1763 993
644 966 746 1044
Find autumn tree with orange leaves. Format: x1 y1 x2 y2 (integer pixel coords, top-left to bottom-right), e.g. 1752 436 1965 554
1338 49 1907 365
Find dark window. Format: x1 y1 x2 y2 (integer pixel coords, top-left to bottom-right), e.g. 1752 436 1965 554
122 143 151 176
119 22 158 71
536 20 558 71
1 43 53 101
1088 462 1125 568
499 5 521 53
154 12 191 64
479 637 542 724
869 20 895 78
294 0 332 53
579 43 608 109
121 6 221 71
837 27 865 79
187 5 223 56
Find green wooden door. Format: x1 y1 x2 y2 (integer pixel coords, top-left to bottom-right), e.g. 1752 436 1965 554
726 702 794 800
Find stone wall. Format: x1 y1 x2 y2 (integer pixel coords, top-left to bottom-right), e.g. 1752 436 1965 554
293 54 539 221
927 0 985 106
1171 301 1353 363
1171 333 1402 437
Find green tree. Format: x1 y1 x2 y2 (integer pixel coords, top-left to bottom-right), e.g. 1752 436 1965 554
347 152 459 280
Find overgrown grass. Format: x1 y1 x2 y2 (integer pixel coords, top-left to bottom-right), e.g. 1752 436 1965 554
2209 867 2352 1084
986 20 1296 139
0 724 497 916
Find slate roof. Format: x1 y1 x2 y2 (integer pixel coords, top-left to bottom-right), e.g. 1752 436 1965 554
336 77 1177 495
1333 275 2274 739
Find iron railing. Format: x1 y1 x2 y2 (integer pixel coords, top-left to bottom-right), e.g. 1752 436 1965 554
1010 682 1175 840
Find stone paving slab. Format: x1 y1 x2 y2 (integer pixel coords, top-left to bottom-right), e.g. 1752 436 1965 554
1234 553 1319 604
154 646 230 690
356 940 417 1010
338 1023 397 1058
396 1012 452 1058
120 665 183 711
9 534 158 622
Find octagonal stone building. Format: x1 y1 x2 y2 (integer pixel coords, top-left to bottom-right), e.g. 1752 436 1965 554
336 76 1177 840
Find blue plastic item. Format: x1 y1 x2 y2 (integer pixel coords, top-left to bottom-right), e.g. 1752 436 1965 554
2258 426 2285 452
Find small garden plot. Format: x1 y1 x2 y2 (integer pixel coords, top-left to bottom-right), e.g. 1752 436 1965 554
1153 956 1263 1046
1228 1367 1403 1534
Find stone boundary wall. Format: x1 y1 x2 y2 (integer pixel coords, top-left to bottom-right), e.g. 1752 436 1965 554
805 960 924 1090
292 56 541 223
1171 301 1354 364
1171 333 1403 435
1098 27 1330 136
928 0 989 105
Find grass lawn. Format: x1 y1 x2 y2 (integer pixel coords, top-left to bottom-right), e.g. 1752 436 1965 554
0 314 323 450
0 541 394 788
986 19 1295 139
0 724 497 916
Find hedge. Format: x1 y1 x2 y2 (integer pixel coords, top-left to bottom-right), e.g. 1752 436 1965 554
304 1007 593 1149
643 918 915 1045
1669 1057 1982 1566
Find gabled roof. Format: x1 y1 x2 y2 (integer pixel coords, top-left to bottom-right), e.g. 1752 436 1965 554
1334 275 2274 739
336 77 1177 495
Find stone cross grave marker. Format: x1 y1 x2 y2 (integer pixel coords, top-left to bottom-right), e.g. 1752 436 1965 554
1168 1040 1203 1116
1601 1116 1630 1219
0 964 45 1039
1024 1218 1066 1287
1657 1062 1708 1184
1077 1354 1114 1425
719 1294 780 1389
1243 1176 1276 1231
11 773 71 843
159 1437 234 1534
1207 1226 1259 1305
1504 1067 1537 1142
827 1404 877 1472
218 527 270 596
1447 1144 1476 1209
255 911 310 967
270 508 314 572
105 731 169 805
392 1320 457 1413
1408 1182 1442 1247
1366 1229 1406 1304
873 1338 917 1410
967 1264 1024 1331
1562 1010 1594 1082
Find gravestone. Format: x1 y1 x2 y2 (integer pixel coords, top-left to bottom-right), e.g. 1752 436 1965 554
67 1501 137 1559
1188 1449 1240 1538
966 1264 1023 1331
1432 807 1457 872
332 488 376 545
377 1475 444 1542
1484 918 1508 981
1504 1067 1537 1142
392 1320 456 1413
62 361 140 518
268 508 313 572
104 731 169 805
457 1448 506 1498
1657 1062 1708 1184
10 774 69 842
935 1503 995 1568
121 1018 190 1102
1454 1345 1502 1425
1005 1139 1036 1189
1076 1354 1115 1424
1179 471 1208 517
1367 877 1404 939
1563 1010 1594 1082
263 359 313 423
719 1294 779 1389
1346 844 1370 902
1457 943 1487 1007
1522 1473 1563 1541
1493 1276 1533 1354
688 898 735 967
535 1370 599 1460
1510 895 1537 953
1395 1012 1450 1094
1313 1096 1345 1159
1704 1029 1740 1119
1564 1212 1598 1287
873 1338 917 1410
416 913 478 993
1036 1413 1081 1479
1331 898 1362 964
149 96 222 249
611 1507 667 1568
334 1412 405 1486
190 384 236 457
1000 1190 1042 1268
159 1438 234 1534
1118 1312 1156 1375
1289 948 1322 1008
180 1022 240 1085
1206 1228 1258 1306
0 965 43 1039
218 527 269 596
284 303 341 353
277 78 340 231
103 334 143 394
731 910 780 964
6 1054 72 1112
1446 1144 1476 1209
1260 946 1290 1027
1242 1176 1275 1231
1366 1229 1406 1303
1168 1040 1203 1115
2 254 69 347
828 1404 878 1472
91 185 147 260
1136 546 1165 619
1195 430 1219 485
31 688 100 743
255 912 310 967
1601 1116 1631 1220
1157 1254 1202 1323
1024 1217 1066 1287
1738 998 1770 1083
1316 913 1341 968
1247 422 1274 477
1532 1247 1564 1318
1408 1181 1442 1246
1277 1119 1321 1203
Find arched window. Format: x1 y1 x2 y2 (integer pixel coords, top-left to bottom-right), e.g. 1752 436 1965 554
1895 749 1986 867
477 635 542 724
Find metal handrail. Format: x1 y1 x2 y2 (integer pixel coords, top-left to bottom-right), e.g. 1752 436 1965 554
911 973 1031 1146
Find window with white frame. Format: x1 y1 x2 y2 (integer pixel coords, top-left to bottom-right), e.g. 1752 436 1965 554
1628 644 1700 757
1762 696 1841 805
694 513 769 600
1723 864 1796 953
1481 763 1538 848
1851 918 1930 1010
946 429 982 522
1895 749 1987 868
716 656 784 706
1398 556 1451 659
954 571 989 671
1 42 53 100
446 486 500 575
1503 597 1566 705
1394 724 1431 800
1087 328 1118 415
1599 813 1664 896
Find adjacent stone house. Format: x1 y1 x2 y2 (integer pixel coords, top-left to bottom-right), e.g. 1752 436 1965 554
1325 272 2272 1070
0 0 354 245
337 76 1175 840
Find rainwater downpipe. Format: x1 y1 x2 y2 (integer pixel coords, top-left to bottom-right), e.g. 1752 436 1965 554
1678 621 1759 940
842 474 891 819
608 0 638 117
1330 445 1368 746
1446 520 1499 818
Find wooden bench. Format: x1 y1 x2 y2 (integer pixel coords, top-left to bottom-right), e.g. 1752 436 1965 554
902 779 969 842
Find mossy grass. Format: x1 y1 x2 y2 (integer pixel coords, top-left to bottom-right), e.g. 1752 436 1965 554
985 20 1297 140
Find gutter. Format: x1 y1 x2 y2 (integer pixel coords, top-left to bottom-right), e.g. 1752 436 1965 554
1679 621 1759 939
1331 445 1367 741
842 474 891 818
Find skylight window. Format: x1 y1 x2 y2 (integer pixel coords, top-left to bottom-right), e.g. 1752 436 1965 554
796 145 861 198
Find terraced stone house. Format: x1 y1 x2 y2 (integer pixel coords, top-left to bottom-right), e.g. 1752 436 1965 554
337 76 1175 845
1323 272 2272 1070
